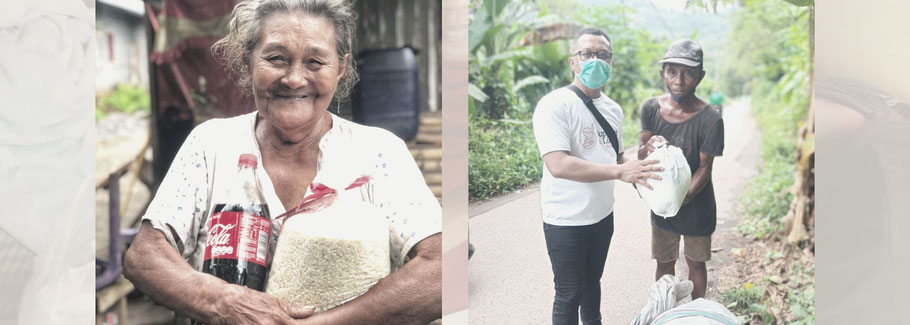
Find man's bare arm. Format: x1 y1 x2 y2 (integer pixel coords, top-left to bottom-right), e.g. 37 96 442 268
542 151 662 189
683 153 715 204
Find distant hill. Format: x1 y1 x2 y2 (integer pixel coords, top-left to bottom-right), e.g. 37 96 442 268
574 0 732 71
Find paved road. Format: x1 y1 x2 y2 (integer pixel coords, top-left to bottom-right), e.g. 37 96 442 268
468 99 760 324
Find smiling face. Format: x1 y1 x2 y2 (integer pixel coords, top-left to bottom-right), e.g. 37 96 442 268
249 11 347 140
660 63 704 97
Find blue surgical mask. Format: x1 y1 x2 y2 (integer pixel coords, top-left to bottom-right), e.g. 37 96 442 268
577 58 611 89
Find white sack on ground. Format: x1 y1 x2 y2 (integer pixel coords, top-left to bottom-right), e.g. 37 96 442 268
637 142 691 217
651 298 740 325
266 187 390 313
630 274 694 325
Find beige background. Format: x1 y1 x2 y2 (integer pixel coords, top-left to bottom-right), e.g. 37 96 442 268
816 0 910 324
816 0 910 100
440 0 469 324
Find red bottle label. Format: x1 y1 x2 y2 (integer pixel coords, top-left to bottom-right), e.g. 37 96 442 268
204 211 270 267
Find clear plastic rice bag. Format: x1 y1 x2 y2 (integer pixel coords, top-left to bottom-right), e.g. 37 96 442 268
265 175 390 312
637 141 692 217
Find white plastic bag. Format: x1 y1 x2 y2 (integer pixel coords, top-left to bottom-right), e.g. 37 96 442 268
650 298 740 325
637 141 692 217
266 176 390 312
630 274 694 325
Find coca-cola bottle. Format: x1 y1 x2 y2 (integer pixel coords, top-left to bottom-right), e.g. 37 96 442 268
201 154 271 292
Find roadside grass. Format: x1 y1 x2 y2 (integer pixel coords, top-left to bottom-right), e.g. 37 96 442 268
739 85 805 239
732 81 813 323
719 282 773 323
469 119 542 200
785 261 815 324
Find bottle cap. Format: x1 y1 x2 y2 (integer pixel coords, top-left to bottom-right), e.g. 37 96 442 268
238 154 258 168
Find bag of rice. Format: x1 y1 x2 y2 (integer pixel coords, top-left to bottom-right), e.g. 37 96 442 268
266 176 390 312
636 141 692 217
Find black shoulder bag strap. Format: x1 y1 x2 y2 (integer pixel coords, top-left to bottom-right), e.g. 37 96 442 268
566 84 620 162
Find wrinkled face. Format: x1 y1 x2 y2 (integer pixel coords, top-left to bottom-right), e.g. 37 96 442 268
249 11 347 134
568 34 613 75
660 63 704 97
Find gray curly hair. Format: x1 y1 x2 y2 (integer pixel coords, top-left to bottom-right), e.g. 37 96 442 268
212 0 358 101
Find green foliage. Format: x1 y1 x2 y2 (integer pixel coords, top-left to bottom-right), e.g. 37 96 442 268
96 84 151 120
786 262 816 324
788 286 815 324
95 106 107 121
739 88 802 239
782 0 813 7
721 0 810 98
469 119 542 199
720 262 815 324
730 0 809 240
720 282 773 322
685 0 736 11
622 114 642 152
729 1 814 321
469 0 560 120
574 5 667 121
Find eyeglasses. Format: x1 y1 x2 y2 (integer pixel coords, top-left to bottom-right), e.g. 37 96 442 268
662 67 700 80
574 50 612 61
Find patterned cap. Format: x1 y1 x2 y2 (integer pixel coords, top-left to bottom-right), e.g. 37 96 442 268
659 39 703 67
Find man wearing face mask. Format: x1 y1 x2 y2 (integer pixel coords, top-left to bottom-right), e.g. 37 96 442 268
532 28 662 325
638 39 724 300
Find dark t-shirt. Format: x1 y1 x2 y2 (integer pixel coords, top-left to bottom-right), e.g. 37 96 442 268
640 97 724 236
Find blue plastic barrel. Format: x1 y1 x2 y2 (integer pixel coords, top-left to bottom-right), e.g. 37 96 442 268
352 47 421 142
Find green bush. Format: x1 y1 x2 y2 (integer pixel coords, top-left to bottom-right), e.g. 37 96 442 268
95 106 107 121
787 286 815 324
786 261 815 324
739 81 805 239
97 84 151 119
731 1 810 240
727 2 814 321
719 282 773 322
469 119 542 199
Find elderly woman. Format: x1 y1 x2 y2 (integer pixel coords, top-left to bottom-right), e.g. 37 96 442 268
122 0 442 324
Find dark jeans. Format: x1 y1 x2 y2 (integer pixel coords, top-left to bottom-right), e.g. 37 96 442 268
544 213 615 325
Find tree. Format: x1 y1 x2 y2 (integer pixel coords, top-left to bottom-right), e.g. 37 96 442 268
469 0 561 120
782 0 814 250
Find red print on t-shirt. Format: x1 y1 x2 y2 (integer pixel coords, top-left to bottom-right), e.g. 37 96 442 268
581 123 596 149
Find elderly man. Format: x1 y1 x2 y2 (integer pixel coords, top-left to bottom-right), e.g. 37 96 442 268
532 27 662 325
639 39 724 300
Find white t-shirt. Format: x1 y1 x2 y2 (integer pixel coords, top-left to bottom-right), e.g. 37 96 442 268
532 87 624 226
142 112 441 270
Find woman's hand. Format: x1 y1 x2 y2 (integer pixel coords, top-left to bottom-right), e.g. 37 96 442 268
617 159 663 190
644 135 668 156
124 222 313 325
208 284 314 325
